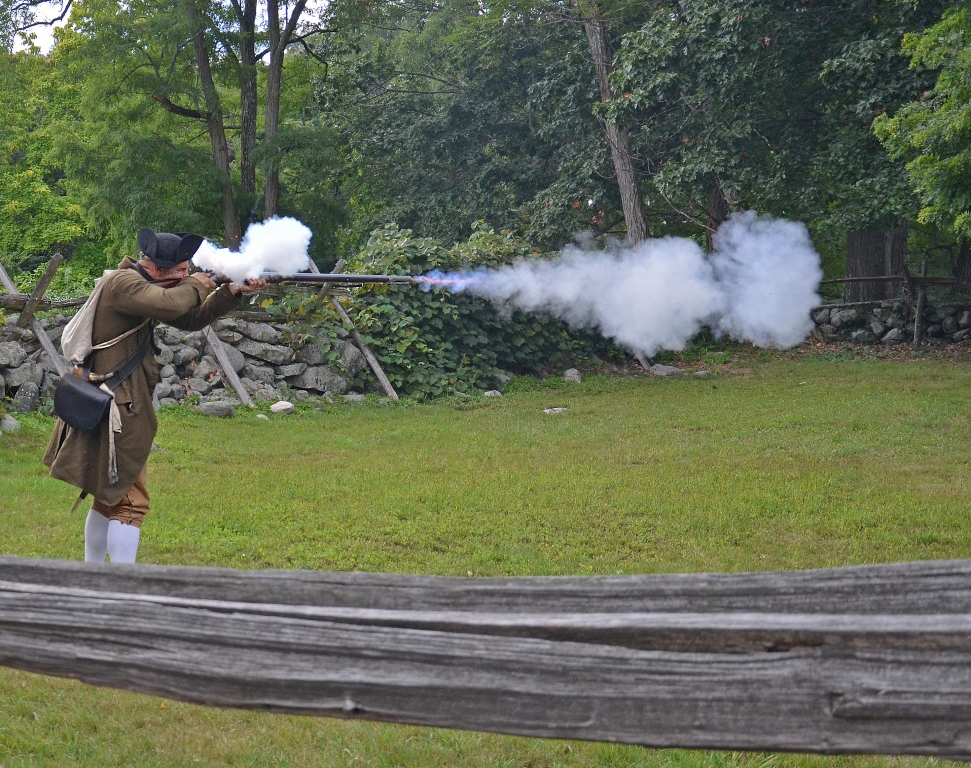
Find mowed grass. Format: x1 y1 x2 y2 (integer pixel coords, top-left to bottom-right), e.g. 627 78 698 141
1 357 970 766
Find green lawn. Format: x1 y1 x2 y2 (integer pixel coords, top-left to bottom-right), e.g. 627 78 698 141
1 356 969 766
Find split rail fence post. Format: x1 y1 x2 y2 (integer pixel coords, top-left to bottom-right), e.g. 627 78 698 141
307 260 399 400
913 258 928 350
202 326 255 408
0 259 68 376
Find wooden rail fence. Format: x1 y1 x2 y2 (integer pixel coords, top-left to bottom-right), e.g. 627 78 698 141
2 556 971 758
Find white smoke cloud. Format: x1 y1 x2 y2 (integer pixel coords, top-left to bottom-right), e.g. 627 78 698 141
426 212 821 355
193 217 312 282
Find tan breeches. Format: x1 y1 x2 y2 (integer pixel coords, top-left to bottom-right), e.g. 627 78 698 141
92 465 150 528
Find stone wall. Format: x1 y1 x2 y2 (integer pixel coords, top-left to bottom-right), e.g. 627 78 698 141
0 314 371 414
4 298 970 413
811 299 971 345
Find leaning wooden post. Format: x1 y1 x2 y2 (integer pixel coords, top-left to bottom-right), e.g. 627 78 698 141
913 258 928 350
203 326 255 408
307 260 400 401
0 259 67 376
17 253 64 329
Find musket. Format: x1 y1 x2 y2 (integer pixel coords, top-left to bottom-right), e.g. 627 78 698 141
211 273 417 286
149 273 418 288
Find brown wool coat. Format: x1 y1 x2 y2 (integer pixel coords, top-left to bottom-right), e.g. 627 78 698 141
44 257 241 505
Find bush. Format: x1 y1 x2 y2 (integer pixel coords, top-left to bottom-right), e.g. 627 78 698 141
334 224 621 397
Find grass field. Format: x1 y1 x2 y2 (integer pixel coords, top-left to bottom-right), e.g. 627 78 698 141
1 351 970 766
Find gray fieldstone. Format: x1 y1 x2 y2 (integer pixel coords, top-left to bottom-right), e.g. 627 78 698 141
165 375 182 389
649 364 682 377
295 344 326 366
242 363 275 385
849 329 876 344
818 324 839 339
252 385 282 402
0 341 27 369
270 401 296 414
184 331 206 348
158 326 184 346
926 323 944 338
0 377 5 400
870 319 886 337
200 390 241 405
959 311 971 329
155 381 173 400
811 308 831 324
293 390 311 401
194 355 220 380
937 305 958 318
483 390 503 397
211 317 238 332
337 341 366 377
206 341 245 373
236 320 282 344
495 372 513 384
563 368 582 383
289 365 348 394
882 328 908 344
11 381 39 413
693 370 711 377
172 346 200 366
209 374 223 389
236 338 295 365
943 316 960 335
4 362 42 389
256 413 269 421
830 308 859 327
275 362 307 378
343 393 365 403
154 344 173 366
953 328 971 342
152 394 161 412
159 397 179 407
159 364 176 380
216 330 243 344
195 401 235 418
188 378 213 396
1 414 21 433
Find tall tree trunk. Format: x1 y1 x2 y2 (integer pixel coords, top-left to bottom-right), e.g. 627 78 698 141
237 0 258 198
188 3 242 249
953 240 971 286
844 223 907 302
264 0 309 219
582 9 649 245
705 180 729 254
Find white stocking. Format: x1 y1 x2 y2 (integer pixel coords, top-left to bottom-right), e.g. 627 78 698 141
106 520 141 564
84 509 110 563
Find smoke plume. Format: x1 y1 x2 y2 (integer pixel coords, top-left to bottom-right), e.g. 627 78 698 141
424 212 821 355
193 217 312 282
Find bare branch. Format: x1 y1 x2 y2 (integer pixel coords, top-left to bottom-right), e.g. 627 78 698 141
152 94 206 120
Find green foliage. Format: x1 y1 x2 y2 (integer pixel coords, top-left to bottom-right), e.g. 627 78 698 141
330 224 619 397
0 51 86 274
317 0 617 249
874 3 971 239
609 0 942 249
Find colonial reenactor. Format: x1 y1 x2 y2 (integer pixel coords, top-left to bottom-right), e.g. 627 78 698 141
44 228 265 564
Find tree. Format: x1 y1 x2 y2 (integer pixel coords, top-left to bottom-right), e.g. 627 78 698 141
608 0 944 285
48 0 326 249
874 4 971 244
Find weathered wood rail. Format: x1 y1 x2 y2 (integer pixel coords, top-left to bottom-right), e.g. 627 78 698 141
2 557 971 758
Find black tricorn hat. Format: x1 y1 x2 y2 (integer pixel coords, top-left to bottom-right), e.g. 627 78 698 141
137 228 204 269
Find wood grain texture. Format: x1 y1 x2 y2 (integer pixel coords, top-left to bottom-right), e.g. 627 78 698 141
1 556 971 758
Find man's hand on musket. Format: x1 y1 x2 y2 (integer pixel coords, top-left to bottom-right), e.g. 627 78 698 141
188 271 217 290
229 277 269 295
